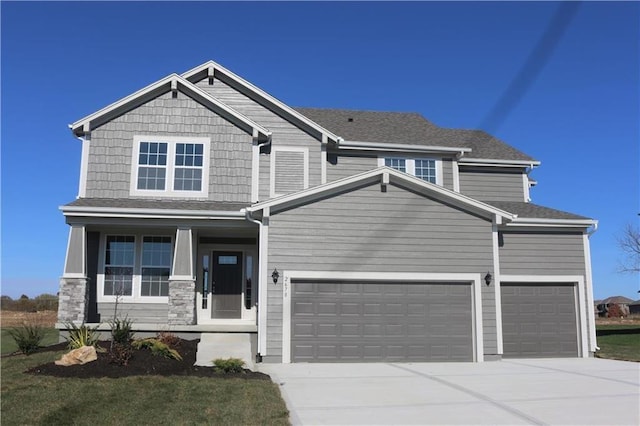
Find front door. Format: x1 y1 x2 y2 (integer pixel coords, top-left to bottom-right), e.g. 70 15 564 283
211 251 243 319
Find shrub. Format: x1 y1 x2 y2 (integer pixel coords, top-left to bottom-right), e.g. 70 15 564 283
64 323 100 349
109 317 134 345
213 358 245 373
607 303 624 318
7 324 45 355
109 342 133 366
157 331 181 348
132 338 182 361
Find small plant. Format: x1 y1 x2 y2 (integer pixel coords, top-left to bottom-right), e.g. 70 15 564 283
109 317 134 345
64 322 100 349
157 331 181 348
132 338 182 361
7 324 45 355
109 342 133 366
213 358 245 373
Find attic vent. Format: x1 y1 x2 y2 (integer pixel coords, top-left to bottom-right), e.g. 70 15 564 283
347 118 354 122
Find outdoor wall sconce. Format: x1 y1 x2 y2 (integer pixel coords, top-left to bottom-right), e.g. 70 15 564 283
272 268 280 284
484 272 492 286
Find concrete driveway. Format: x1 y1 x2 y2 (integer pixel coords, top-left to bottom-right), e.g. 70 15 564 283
258 358 640 425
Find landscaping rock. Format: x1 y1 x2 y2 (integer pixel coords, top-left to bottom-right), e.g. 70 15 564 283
54 346 97 366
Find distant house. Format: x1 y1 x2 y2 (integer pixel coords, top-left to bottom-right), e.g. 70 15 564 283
596 296 634 317
57 60 599 363
628 300 640 316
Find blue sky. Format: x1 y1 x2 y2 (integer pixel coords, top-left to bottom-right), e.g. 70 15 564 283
1 1 638 300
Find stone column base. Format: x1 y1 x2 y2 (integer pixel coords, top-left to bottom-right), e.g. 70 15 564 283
58 276 89 324
168 279 196 325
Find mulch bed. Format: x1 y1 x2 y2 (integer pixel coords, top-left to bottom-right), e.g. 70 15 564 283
23 339 269 380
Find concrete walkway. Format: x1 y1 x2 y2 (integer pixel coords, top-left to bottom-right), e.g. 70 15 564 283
258 358 640 425
194 333 254 370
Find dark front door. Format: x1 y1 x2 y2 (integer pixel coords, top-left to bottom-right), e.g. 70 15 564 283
211 251 243 319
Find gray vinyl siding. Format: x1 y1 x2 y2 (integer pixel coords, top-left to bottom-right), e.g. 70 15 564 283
327 154 455 190
264 182 497 360
97 303 168 323
499 231 586 276
86 91 253 202
194 78 322 201
442 158 454 190
273 150 306 195
327 153 378 181
459 167 525 202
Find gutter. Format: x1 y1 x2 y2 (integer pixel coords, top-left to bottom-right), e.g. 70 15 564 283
60 205 246 219
339 140 472 155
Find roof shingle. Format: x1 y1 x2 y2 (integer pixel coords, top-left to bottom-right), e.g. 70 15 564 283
295 107 536 162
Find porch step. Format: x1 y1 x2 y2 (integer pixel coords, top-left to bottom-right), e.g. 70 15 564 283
195 333 254 370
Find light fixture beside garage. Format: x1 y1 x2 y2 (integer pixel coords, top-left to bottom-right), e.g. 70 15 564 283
484 272 492 286
272 268 280 284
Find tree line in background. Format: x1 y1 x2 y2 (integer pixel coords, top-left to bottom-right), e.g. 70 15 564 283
1 294 59 312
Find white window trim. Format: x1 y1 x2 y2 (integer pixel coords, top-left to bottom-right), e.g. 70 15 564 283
97 233 173 304
281 271 484 364
130 135 210 198
270 146 309 198
378 156 443 185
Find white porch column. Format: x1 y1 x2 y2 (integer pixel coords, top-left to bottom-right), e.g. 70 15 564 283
168 227 196 325
58 225 88 324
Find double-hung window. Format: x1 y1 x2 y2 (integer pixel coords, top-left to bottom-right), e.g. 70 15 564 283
100 235 173 302
379 157 441 184
131 135 210 197
104 236 135 296
141 236 172 297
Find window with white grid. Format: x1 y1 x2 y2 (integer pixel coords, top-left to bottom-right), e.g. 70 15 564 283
141 236 172 297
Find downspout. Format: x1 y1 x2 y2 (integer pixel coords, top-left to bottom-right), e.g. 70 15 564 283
244 208 266 361
585 220 599 351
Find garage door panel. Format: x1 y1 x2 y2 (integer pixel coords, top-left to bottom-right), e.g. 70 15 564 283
291 281 473 362
501 283 578 358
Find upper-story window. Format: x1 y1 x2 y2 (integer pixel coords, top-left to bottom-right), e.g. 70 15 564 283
379 157 442 184
131 135 210 198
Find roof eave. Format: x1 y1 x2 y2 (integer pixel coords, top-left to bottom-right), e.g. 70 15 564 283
459 158 541 168
339 140 472 155
69 74 271 141
60 205 245 220
505 218 598 228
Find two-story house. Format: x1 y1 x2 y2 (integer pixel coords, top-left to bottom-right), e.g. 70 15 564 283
58 60 598 363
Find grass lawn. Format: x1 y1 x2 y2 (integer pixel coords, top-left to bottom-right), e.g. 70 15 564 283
1 345 290 425
1 328 60 355
595 324 640 362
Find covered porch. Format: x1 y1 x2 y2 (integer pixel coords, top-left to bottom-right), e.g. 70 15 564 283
57 201 262 335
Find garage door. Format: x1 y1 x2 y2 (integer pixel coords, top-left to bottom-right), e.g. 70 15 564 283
291 281 473 362
501 283 579 358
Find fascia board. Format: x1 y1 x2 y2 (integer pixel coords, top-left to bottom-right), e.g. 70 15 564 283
181 60 342 144
248 166 515 221
505 218 598 228
59 205 245 220
70 74 178 134
459 158 541 167
340 140 472 155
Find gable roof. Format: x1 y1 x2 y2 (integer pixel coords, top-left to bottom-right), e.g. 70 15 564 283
247 166 516 222
70 74 271 141
181 61 342 144
295 107 538 163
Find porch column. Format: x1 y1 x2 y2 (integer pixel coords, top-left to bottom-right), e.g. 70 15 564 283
58 225 88 324
168 227 196 325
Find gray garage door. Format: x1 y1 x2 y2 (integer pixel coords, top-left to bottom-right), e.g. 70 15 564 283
291 280 473 362
501 283 579 358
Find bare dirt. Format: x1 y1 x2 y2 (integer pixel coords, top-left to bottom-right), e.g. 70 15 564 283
595 315 640 325
1 310 57 327
23 339 269 380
